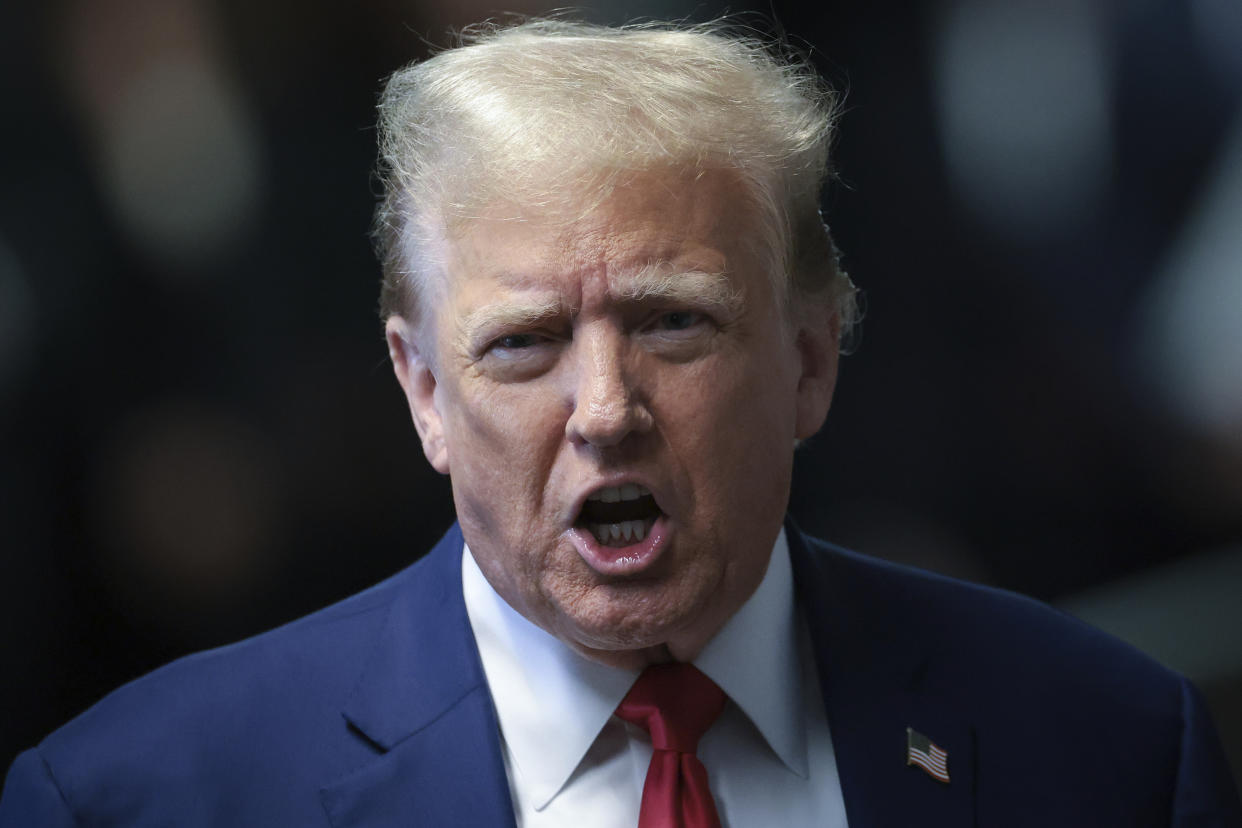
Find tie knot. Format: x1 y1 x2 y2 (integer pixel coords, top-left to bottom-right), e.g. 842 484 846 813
616 663 727 753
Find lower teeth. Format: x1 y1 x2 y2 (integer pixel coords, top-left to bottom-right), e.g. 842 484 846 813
590 519 652 546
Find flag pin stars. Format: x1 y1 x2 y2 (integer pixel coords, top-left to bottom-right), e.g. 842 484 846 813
906 727 951 783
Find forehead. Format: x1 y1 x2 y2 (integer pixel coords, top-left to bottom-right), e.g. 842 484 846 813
439 169 761 299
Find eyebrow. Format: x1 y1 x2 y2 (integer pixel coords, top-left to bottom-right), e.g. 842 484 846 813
460 296 565 336
454 264 744 352
616 264 743 316
456 296 567 355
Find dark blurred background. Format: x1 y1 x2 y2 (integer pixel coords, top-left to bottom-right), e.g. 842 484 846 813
2 0 1240 788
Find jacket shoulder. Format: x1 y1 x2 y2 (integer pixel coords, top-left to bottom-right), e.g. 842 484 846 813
801 535 1184 707
19 548 447 825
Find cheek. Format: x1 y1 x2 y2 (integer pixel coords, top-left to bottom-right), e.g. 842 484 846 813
660 342 798 437
444 380 533 462
443 384 566 527
655 348 798 505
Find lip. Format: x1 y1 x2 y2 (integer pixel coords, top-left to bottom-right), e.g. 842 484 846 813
566 476 671 577
568 514 671 577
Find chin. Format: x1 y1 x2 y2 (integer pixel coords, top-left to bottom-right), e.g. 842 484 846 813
555 588 709 657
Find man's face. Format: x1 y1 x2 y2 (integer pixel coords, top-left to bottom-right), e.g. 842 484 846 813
388 170 837 667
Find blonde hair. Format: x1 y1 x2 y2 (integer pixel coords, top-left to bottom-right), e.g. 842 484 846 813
373 19 856 335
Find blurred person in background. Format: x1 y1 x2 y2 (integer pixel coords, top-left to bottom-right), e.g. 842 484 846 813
2 18 1239 828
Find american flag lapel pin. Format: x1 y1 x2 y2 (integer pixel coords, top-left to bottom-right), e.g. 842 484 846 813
906 727 951 783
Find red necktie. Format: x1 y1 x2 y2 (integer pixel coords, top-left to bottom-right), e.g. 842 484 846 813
615 663 727 828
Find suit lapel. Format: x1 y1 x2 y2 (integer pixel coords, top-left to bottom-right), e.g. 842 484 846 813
321 525 516 828
788 522 976 827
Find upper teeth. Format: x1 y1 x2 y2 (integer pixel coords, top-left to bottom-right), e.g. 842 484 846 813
588 483 650 503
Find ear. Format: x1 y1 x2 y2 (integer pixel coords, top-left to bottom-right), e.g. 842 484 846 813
385 315 450 474
792 305 841 441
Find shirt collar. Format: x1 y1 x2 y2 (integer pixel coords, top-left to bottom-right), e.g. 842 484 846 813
694 528 808 779
462 528 806 811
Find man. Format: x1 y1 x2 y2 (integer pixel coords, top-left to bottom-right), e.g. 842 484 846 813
2 19 1239 828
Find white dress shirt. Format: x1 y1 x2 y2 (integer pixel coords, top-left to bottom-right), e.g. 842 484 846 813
462 529 849 827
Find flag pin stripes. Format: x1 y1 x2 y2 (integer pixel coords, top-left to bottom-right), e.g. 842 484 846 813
906 727 950 783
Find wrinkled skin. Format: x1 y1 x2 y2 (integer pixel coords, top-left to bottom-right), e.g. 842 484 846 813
388 169 839 669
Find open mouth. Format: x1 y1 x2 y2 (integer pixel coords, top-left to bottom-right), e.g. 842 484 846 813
576 483 664 547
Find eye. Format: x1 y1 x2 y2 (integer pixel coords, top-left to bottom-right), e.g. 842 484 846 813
639 308 716 360
479 330 562 378
494 333 541 350
656 311 702 331
483 331 560 357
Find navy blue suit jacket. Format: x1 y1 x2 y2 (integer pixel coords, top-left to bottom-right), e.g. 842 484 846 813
3 523 1239 826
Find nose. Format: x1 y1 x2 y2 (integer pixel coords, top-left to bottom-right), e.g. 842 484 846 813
565 328 653 448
